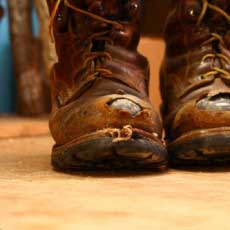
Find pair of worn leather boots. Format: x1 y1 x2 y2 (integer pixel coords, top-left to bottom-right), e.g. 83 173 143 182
47 0 230 171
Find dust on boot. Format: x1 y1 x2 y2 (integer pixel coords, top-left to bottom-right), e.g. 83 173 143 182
161 0 230 165
47 0 168 170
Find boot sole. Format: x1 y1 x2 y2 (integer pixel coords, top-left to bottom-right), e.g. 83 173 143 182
52 129 168 171
168 127 230 166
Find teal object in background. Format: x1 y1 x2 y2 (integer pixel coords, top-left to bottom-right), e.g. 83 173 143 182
0 0 39 113
0 0 14 113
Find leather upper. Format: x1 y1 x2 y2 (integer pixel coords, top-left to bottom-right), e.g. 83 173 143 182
161 0 230 140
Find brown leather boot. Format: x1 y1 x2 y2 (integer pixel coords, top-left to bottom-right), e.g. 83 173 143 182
47 0 167 170
161 0 230 165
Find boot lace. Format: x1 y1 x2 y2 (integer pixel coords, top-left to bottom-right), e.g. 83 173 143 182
49 0 124 96
179 0 230 98
197 0 230 80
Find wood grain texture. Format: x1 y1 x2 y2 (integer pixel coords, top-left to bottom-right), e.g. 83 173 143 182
1 136 230 230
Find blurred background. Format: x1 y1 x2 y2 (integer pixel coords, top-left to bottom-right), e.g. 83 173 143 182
0 0 170 116
0 0 43 113
0 0 14 113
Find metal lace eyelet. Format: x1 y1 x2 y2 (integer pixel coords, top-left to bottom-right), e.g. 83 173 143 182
198 75 205 81
195 74 213 81
189 9 195 17
57 13 63 22
183 2 201 22
128 2 139 13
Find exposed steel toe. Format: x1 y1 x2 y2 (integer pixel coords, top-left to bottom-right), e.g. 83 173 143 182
161 0 230 165
47 0 168 170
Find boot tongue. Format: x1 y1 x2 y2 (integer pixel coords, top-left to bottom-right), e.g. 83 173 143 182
85 0 140 49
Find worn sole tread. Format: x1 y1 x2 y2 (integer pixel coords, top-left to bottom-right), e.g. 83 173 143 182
52 135 168 171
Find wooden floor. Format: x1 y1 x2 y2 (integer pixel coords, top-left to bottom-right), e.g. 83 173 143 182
1 135 230 230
